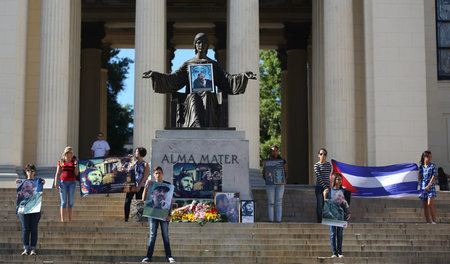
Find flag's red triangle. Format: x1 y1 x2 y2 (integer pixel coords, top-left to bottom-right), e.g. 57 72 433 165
331 160 359 193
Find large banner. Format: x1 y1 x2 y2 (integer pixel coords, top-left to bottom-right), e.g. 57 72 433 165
143 182 174 221
173 163 222 198
16 179 43 214
331 159 420 197
79 156 136 196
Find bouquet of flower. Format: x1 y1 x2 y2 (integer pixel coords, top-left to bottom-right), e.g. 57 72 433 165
171 200 226 225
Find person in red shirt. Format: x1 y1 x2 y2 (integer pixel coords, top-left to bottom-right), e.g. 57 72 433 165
54 146 79 222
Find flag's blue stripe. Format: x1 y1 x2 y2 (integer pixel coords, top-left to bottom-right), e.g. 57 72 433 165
352 181 420 196
332 159 418 177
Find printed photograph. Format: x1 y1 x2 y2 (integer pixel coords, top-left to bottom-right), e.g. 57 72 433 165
215 192 240 223
189 63 214 93
322 189 349 228
16 179 43 214
264 159 285 185
143 182 174 221
241 200 255 223
79 156 136 196
173 163 222 198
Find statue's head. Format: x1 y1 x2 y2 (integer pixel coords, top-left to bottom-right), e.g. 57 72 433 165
194 33 209 54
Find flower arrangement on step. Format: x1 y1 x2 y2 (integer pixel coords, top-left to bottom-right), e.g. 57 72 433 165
171 200 227 225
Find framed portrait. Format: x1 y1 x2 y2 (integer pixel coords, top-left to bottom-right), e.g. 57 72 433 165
215 192 240 223
264 159 285 185
189 63 214 93
173 163 222 198
241 200 255 223
143 182 175 221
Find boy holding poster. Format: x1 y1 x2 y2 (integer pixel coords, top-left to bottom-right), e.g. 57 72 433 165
141 166 176 263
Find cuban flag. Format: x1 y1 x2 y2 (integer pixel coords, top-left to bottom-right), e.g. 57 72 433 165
331 159 420 197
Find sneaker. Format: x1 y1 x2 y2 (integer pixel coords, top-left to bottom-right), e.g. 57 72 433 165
431 221 436 224
141 257 150 262
338 254 344 258
30 250 36 256
331 254 337 258
168 257 176 263
21 249 28 255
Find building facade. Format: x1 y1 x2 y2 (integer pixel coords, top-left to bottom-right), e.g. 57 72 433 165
1 0 449 184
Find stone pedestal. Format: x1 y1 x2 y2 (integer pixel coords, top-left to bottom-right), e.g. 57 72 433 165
151 130 252 200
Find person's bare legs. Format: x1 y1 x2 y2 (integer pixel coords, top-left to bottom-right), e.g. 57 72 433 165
422 200 431 223
60 208 66 222
68 208 73 222
428 197 436 223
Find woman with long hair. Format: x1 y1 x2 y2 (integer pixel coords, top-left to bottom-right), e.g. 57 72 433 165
323 173 351 258
418 150 437 224
54 146 78 222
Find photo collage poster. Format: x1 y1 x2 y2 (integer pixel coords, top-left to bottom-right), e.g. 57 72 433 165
173 163 222 198
264 159 285 185
79 156 136 196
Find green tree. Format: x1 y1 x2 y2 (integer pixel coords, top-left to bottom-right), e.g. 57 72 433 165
105 49 134 156
259 50 282 162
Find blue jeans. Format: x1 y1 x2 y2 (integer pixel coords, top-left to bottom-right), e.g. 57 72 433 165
146 218 172 259
59 181 76 208
329 226 343 255
19 212 41 250
266 185 285 222
315 185 325 223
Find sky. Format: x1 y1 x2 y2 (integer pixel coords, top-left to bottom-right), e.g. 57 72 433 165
115 48 215 107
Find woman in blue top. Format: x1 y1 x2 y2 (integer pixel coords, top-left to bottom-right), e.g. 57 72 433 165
323 172 351 258
418 150 437 224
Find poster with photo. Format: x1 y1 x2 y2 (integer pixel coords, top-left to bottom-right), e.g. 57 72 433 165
189 63 214 93
264 159 285 185
173 163 222 198
16 179 43 214
215 192 240 223
321 189 349 228
143 182 175 221
241 200 255 223
78 156 136 196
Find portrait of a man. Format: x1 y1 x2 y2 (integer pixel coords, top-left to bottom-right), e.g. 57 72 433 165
190 64 214 92
215 192 240 223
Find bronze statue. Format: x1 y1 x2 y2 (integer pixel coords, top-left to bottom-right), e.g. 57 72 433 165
143 33 256 128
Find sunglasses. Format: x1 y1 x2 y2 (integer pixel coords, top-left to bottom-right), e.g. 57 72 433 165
319 153 327 156
26 169 35 172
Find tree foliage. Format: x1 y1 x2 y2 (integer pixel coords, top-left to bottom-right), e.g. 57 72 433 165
259 50 282 161
105 49 134 156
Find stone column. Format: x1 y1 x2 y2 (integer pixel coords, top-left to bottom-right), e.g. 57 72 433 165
78 22 105 159
134 0 166 151
227 0 260 169
37 0 71 166
278 50 288 162
0 0 28 175
323 0 356 164
67 0 81 151
214 21 228 127
311 0 325 167
99 68 108 137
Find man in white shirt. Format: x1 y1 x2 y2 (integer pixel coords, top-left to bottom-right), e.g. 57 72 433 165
91 132 110 158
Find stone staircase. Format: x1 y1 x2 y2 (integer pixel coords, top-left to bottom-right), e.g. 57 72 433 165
1 188 450 263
